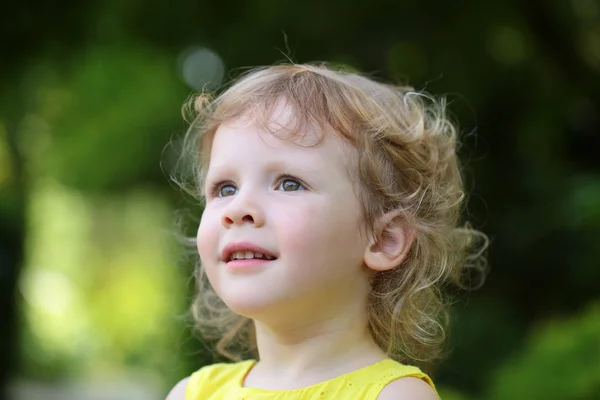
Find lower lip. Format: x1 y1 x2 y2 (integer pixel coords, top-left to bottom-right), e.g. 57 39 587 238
225 259 275 270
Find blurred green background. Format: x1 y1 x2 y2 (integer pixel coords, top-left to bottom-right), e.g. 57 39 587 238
1 0 599 399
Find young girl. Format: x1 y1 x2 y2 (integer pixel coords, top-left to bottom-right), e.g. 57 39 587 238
166 63 486 399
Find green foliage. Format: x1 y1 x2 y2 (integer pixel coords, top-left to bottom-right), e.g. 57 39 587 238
437 387 471 400
20 43 186 191
487 302 600 399
19 182 189 387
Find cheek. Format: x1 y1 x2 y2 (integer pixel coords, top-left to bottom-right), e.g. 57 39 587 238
276 198 365 259
196 210 219 264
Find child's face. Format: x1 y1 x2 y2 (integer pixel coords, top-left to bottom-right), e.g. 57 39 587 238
197 105 372 323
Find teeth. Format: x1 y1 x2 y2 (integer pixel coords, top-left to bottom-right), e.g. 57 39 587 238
229 251 276 261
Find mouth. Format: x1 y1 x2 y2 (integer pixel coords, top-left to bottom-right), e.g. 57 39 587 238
228 251 277 261
221 241 278 263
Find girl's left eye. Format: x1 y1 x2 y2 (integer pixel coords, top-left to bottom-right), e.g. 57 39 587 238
277 178 304 192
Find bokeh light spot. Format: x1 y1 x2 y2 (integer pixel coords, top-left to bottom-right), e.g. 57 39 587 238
21 269 74 317
487 25 528 66
179 46 225 90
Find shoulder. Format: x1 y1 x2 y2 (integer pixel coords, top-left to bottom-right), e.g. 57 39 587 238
164 360 255 400
376 377 439 400
164 377 190 400
197 359 256 380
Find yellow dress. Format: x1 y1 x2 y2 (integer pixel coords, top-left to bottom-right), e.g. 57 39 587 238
184 359 437 399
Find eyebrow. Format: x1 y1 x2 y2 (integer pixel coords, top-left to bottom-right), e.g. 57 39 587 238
206 157 326 180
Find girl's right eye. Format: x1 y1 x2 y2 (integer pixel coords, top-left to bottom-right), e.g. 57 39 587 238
214 183 237 197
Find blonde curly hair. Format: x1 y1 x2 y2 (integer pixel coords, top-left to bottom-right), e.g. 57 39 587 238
177 63 487 369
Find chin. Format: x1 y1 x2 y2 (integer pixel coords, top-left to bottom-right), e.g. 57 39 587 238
221 291 283 319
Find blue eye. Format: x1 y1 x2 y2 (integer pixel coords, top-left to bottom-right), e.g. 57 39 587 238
217 184 237 197
277 178 304 192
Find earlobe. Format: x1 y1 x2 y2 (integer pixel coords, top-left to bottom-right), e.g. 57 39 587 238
364 211 415 272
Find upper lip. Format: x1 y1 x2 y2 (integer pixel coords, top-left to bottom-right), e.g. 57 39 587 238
221 241 278 261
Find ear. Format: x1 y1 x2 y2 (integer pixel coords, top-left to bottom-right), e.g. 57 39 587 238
364 211 415 272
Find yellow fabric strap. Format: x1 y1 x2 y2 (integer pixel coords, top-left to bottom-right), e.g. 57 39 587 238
184 368 204 400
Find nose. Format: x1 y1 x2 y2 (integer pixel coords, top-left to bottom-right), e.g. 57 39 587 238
221 192 265 228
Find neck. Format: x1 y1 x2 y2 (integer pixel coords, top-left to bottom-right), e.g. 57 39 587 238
251 300 386 379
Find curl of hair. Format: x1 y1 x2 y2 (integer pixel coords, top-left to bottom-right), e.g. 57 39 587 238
174 63 488 368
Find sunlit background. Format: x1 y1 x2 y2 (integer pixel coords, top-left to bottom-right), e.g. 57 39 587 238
1 1 599 399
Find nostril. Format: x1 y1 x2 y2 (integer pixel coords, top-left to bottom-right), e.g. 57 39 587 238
222 211 258 226
222 214 254 225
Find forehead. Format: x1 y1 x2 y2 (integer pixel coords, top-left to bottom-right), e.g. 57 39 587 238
208 103 356 169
